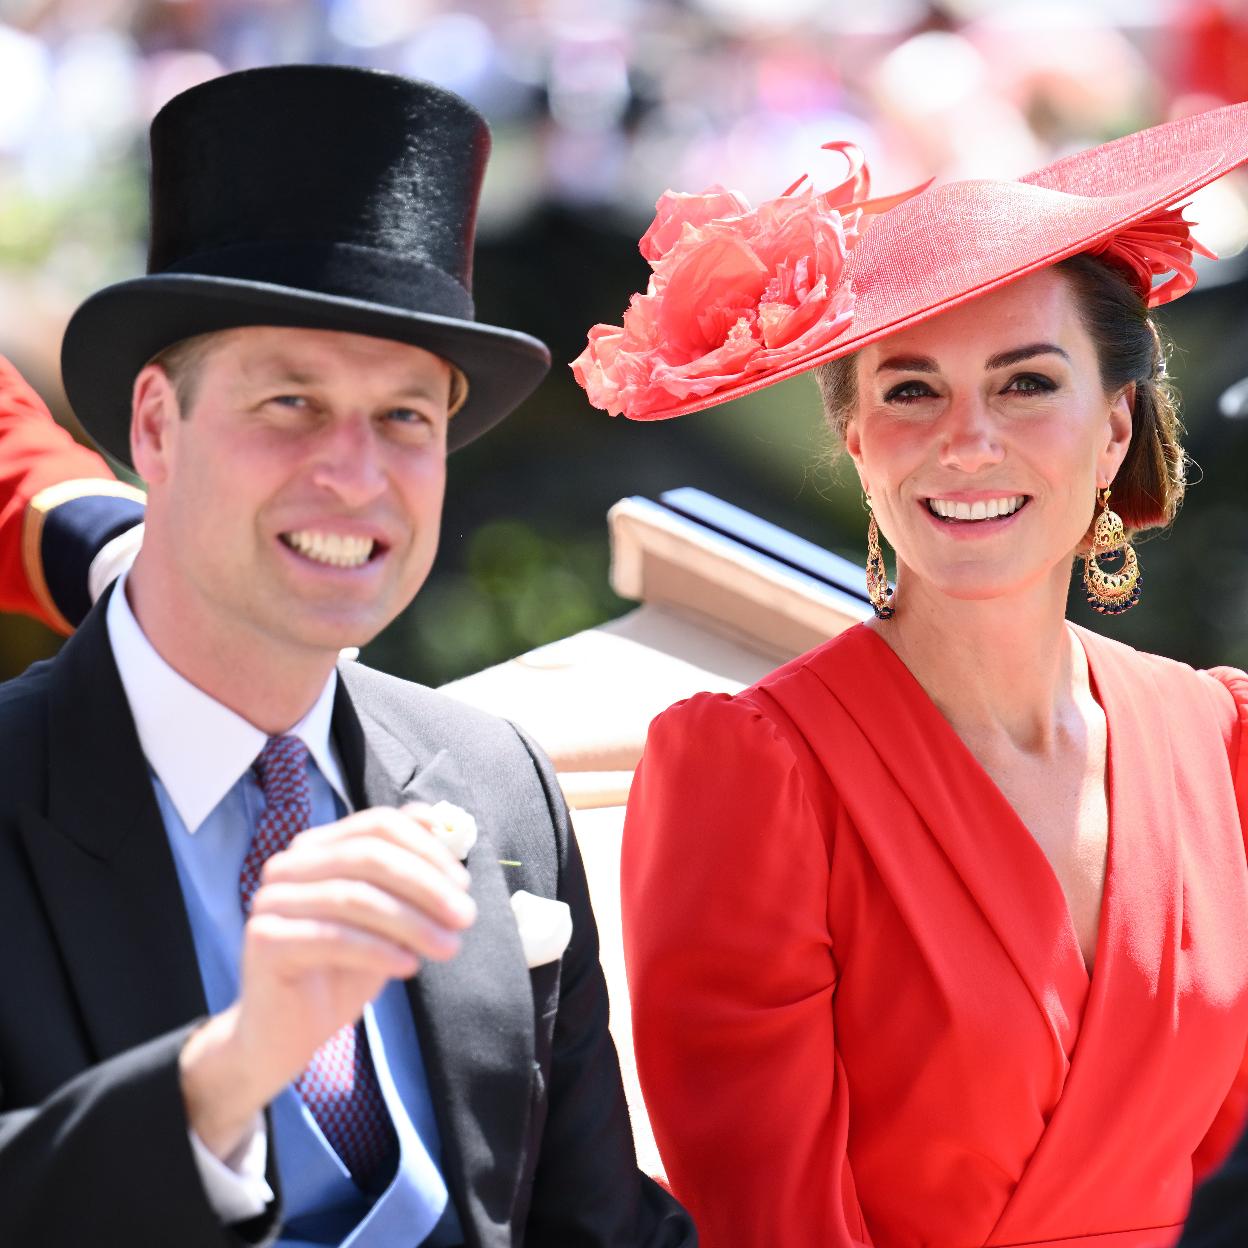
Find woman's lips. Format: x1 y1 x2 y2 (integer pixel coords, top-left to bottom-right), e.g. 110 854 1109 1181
919 494 1031 535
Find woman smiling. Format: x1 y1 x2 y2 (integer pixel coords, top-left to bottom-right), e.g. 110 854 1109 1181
576 106 1248 1248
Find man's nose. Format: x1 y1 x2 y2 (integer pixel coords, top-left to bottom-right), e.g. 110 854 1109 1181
308 416 388 506
937 392 1005 474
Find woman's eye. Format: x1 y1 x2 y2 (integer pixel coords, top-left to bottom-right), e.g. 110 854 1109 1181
1003 373 1056 395
884 380 936 404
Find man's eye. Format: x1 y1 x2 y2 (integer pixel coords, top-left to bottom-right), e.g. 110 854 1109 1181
269 394 309 409
884 380 936 404
383 408 437 439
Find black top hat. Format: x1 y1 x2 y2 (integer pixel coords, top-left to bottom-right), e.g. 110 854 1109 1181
61 65 551 464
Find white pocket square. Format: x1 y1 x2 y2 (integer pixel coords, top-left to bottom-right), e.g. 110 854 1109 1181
509 890 573 969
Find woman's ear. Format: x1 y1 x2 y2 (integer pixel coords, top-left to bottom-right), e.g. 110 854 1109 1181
1100 382 1134 485
844 416 869 496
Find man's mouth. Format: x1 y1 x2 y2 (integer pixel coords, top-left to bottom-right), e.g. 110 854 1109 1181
925 495 1028 523
280 529 381 568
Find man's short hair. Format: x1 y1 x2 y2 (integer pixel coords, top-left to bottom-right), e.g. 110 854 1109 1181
149 332 224 415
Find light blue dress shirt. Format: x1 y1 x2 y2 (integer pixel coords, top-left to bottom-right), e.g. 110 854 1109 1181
106 577 463 1248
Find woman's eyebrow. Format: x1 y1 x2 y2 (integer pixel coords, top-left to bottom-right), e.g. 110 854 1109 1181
985 342 1070 369
873 344 1068 376
876 354 938 375
874 342 1071 376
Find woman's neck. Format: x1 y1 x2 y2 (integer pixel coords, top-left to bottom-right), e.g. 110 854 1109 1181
869 562 1087 755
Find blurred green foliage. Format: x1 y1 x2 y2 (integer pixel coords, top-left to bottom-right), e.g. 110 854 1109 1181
0 157 146 276
368 519 628 686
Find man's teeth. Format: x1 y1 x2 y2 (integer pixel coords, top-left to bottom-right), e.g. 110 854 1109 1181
928 495 1026 521
283 530 375 567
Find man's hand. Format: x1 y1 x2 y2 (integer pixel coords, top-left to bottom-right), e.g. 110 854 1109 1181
180 803 476 1161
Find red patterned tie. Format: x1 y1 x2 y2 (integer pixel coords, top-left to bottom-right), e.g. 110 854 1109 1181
241 734 399 1190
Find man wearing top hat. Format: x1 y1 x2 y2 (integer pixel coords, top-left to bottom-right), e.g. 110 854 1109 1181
0 65 695 1248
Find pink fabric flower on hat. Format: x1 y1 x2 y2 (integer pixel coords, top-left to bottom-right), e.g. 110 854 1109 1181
572 143 925 420
1088 204 1216 307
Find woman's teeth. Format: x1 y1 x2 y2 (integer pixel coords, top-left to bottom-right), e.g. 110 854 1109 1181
927 495 1026 522
282 530 376 567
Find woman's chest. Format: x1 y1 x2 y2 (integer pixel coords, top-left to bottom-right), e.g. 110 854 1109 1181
824 785 1248 1245
979 743 1109 971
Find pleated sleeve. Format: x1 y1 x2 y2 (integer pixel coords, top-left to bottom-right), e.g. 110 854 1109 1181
1208 666 1248 834
1193 664 1248 1179
621 690 870 1248
0 356 123 629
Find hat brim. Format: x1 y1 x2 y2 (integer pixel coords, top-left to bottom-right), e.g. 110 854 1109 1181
597 100 1248 421
62 273 552 465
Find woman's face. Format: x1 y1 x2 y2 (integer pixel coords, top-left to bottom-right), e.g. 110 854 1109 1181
844 267 1133 605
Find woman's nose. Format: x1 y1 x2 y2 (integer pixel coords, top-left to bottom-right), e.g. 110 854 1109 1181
937 393 1005 473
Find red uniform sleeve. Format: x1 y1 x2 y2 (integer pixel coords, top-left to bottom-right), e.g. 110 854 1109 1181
1193 665 1248 1179
621 691 870 1247
0 355 116 630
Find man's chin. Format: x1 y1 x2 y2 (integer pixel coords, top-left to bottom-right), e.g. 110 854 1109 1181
253 571 426 657
259 609 393 660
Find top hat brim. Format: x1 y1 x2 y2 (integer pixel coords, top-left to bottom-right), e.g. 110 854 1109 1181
61 273 552 466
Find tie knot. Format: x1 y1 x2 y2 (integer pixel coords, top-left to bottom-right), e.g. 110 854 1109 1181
253 734 310 803
241 735 313 914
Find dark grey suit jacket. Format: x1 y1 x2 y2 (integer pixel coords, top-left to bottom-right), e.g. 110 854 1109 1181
0 594 695 1247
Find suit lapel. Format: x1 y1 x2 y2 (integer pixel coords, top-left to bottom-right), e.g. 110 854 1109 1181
19 596 205 1062
333 676 535 1247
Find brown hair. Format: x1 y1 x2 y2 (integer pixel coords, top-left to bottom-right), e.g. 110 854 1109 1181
149 331 226 415
149 330 470 420
815 253 1185 536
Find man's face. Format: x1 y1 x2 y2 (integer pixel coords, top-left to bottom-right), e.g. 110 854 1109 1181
133 326 451 661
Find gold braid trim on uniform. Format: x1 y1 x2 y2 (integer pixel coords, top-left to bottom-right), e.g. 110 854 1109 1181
22 478 147 635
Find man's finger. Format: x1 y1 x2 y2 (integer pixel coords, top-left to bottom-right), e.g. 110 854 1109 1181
292 806 470 885
246 912 422 979
251 878 465 962
260 838 478 931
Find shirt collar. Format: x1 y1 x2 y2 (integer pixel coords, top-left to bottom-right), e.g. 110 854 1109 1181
106 573 350 833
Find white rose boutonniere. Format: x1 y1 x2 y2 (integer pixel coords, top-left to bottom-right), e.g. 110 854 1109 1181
509 890 573 969
424 800 478 861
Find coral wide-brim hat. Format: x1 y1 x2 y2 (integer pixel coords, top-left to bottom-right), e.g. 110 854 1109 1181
63 66 551 466
573 102 1248 421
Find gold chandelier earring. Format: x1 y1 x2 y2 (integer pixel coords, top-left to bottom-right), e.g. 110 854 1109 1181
1082 487 1141 615
864 495 895 620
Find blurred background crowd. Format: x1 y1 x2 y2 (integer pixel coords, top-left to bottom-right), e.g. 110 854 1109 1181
2 0 1248 685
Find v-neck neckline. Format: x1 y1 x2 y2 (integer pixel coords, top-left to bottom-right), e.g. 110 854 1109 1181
854 622 1120 996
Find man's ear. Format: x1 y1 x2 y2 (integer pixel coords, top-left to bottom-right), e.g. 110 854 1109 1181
130 365 179 485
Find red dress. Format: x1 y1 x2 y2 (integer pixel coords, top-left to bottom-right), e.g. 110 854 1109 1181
623 623 1248 1248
